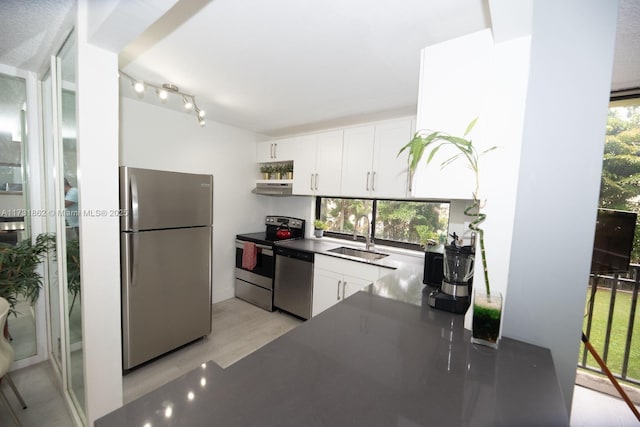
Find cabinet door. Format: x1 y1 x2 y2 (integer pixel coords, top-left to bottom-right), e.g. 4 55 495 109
315 130 344 195
342 275 374 299
312 269 343 317
372 118 414 198
257 138 297 163
340 126 375 197
291 135 317 196
256 140 275 163
272 137 296 161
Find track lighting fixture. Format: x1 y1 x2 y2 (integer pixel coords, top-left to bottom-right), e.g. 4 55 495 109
157 88 168 101
119 70 206 127
133 81 145 93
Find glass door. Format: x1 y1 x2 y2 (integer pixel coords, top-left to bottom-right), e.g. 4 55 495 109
41 70 63 372
58 32 84 415
0 72 38 360
43 29 85 424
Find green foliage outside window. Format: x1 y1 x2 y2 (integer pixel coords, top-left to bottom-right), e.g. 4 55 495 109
317 197 449 249
599 104 640 263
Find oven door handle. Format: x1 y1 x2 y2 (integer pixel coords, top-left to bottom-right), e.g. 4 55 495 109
235 241 273 255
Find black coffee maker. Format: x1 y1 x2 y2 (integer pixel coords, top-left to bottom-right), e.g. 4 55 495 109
428 232 474 314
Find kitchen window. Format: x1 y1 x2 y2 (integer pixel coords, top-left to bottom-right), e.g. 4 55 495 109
316 197 449 251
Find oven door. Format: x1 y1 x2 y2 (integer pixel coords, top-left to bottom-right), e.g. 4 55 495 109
235 240 275 310
235 240 274 281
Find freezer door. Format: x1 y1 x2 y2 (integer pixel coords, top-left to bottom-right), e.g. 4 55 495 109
121 226 212 370
120 166 213 231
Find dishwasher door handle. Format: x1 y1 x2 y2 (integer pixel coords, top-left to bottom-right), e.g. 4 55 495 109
337 280 342 300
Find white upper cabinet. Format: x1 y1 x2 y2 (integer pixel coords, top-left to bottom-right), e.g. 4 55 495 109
340 125 375 197
257 137 297 162
371 118 414 198
292 131 343 196
256 116 415 199
410 29 494 200
341 118 413 198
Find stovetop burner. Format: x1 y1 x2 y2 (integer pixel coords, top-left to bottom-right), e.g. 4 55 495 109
236 216 305 246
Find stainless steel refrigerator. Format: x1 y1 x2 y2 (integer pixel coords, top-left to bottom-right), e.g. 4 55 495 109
120 166 213 370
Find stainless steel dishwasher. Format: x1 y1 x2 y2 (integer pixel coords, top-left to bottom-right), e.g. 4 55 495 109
273 246 314 319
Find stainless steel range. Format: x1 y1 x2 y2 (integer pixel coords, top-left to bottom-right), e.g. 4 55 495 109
235 216 305 311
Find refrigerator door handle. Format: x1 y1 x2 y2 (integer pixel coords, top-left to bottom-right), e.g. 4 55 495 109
122 233 140 287
131 234 139 287
130 172 140 232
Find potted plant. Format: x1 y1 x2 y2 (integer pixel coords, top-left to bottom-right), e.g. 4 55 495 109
0 233 56 316
270 164 281 180
313 219 328 238
283 162 294 180
398 118 501 348
259 164 271 180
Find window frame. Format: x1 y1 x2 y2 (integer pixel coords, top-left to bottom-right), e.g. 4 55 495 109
315 196 450 252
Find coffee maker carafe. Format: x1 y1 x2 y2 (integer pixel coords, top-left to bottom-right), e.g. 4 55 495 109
428 232 474 314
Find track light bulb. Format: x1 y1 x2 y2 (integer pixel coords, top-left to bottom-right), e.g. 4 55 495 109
183 98 193 110
157 89 168 100
198 109 206 118
199 118 206 127
133 81 145 93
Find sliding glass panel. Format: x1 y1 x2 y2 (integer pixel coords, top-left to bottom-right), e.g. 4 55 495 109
42 72 67 379
0 72 38 360
57 30 84 415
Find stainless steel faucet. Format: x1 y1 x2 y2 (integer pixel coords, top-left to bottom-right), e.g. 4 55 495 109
353 215 374 251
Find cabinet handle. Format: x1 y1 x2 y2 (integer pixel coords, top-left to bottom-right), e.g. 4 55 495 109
315 173 319 190
337 280 342 300
270 143 274 159
366 172 370 191
310 174 314 191
371 172 376 191
408 168 413 193
273 143 278 159
342 281 347 299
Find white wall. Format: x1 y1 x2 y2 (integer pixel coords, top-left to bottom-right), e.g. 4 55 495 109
77 0 123 422
414 0 618 415
119 97 267 302
498 0 619 413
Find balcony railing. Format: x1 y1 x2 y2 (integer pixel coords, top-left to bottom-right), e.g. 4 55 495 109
580 264 640 386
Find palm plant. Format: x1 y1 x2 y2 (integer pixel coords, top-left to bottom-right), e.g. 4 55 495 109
0 233 56 315
398 118 497 295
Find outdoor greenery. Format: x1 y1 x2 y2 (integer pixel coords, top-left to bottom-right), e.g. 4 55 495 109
599 105 640 262
581 102 640 386
317 198 449 248
375 200 448 245
581 288 640 383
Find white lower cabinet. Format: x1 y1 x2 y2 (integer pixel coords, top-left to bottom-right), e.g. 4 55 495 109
312 254 383 317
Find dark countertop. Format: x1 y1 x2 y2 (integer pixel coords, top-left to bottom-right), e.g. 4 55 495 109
97 239 569 427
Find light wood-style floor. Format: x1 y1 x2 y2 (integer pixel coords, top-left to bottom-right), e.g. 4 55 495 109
122 297 302 403
1 298 638 426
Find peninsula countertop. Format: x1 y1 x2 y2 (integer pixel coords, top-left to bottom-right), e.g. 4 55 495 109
96 238 569 426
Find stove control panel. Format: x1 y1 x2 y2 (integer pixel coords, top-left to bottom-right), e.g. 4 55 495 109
265 216 304 230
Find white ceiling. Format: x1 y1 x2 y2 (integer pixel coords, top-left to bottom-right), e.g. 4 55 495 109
0 0 639 137
0 0 74 74
120 0 490 136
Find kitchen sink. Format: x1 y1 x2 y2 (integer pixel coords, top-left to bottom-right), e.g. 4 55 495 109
327 246 389 261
